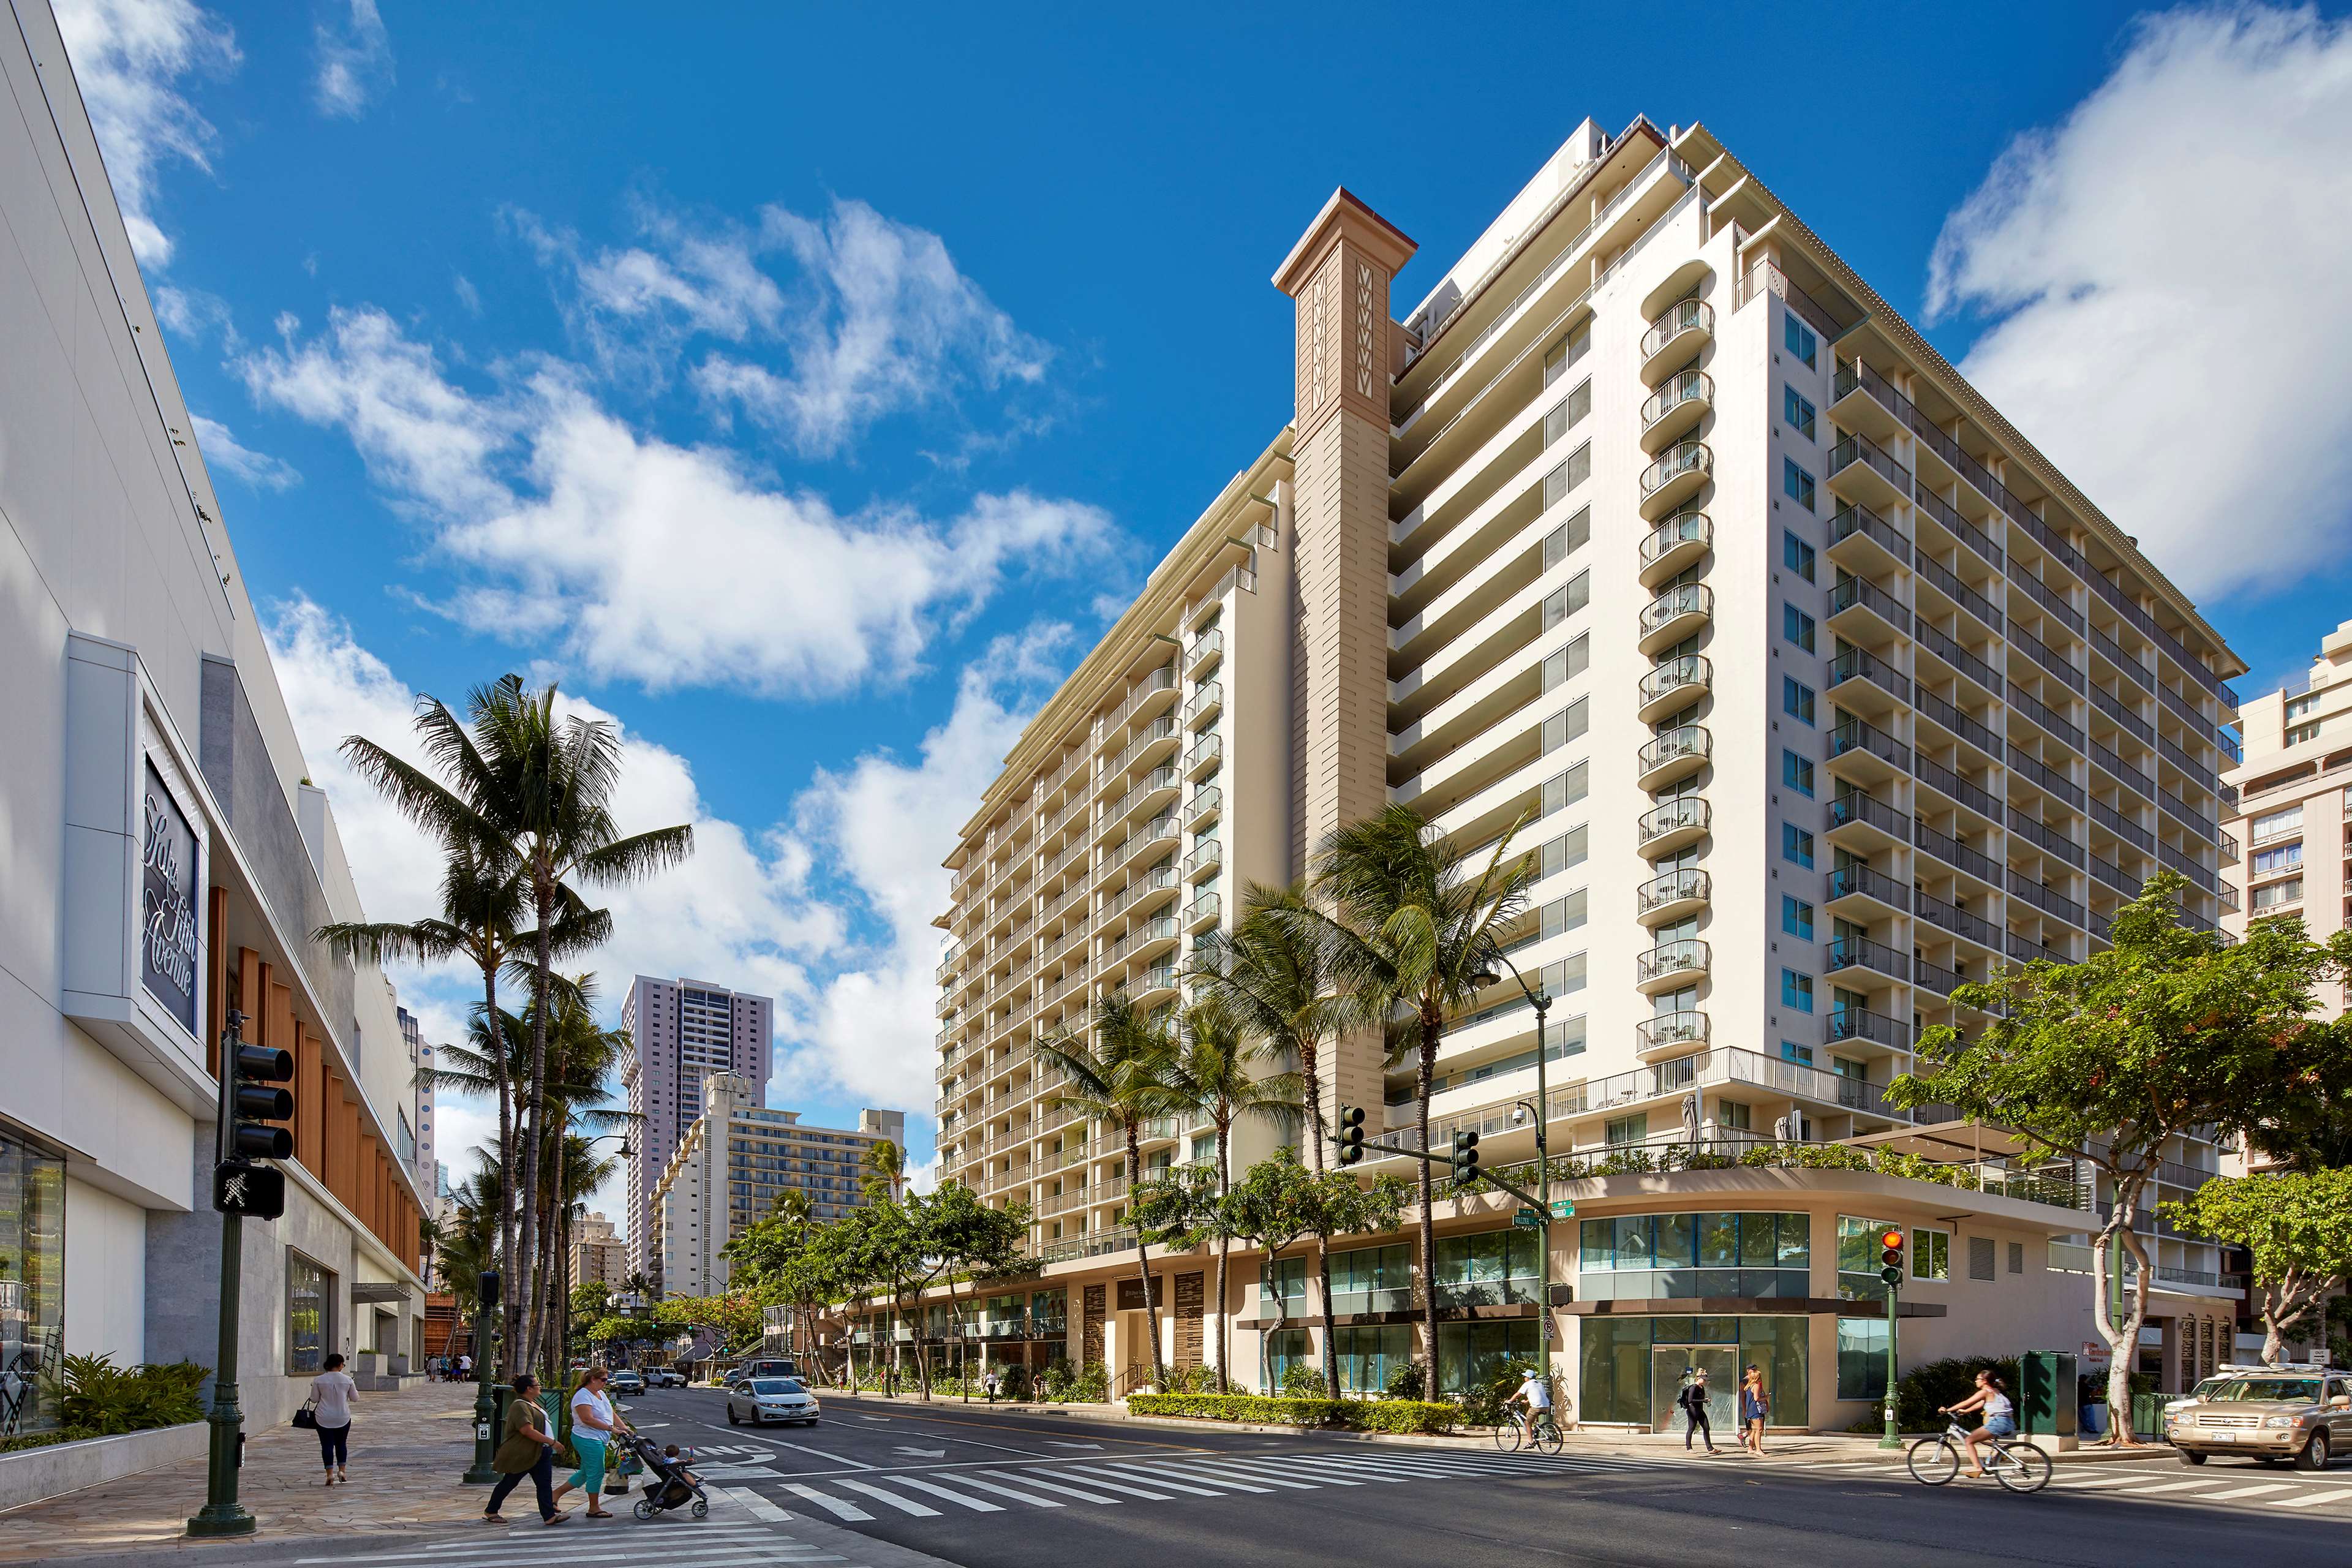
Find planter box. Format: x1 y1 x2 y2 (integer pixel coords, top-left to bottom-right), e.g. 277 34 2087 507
0 1422 208 1512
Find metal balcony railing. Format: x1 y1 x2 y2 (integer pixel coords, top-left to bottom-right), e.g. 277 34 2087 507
1637 939 1711 986
1828 502 1912 565
1828 573 1911 635
1829 646 1910 704
1639 441 1713 499
1825 935 1910 982
1826 862 1911 911
1637 867 1711 915
1827 789 1910 840
1829 717 1912 772
1640 512 1712 573
1641 299 1715 361
1636 796 1711 849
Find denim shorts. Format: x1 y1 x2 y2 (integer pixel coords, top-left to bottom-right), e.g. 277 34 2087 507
1984 1415 2016 1438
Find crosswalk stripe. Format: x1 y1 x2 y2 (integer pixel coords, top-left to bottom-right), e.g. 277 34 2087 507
725 1485 793 1522
833 1477 940 1517
1126 1461 1276 1493
1082 1464 1227 1497
886 1474 1006 1512
2273 1490 2352 1508
783 1482 874 1521
982 1468 1123 1503
1172 1459 1319 1490
1242 1457 1371 1485
936 1473 1066 1507
1026 1467 1172 1500
2197 1483 2299 1501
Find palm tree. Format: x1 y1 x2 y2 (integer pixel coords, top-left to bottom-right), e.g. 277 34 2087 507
339 674 692 1371
1035 989 1182 1393
1155 995 1302 1385
860 1140 907 1205
1303 804 1534 1391
767 1189 818 1360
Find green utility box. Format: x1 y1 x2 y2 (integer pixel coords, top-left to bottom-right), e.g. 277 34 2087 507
2018 1351 2079 1438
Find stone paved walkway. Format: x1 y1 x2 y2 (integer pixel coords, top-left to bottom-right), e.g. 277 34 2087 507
0 1382 510 1559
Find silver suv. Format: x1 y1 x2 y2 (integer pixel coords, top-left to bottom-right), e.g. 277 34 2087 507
2165 1364 2352 1469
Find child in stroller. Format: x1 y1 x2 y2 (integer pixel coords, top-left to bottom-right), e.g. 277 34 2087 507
621 1433 709 1520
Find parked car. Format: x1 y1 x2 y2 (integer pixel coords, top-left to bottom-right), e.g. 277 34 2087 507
2166 1363 2352 1469
727 1376 820 1427
647 1368 686 1388
609 1369 645 1396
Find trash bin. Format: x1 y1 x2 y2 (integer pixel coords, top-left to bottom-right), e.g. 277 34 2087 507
2080 1400 2108 1438
2018 1351 2078 1439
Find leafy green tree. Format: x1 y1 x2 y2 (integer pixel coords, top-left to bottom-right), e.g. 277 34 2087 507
1154 995 1302 1384
1036 988 1183 1391
923 1186 1032 1374
1220 1148 1409 1394
1299 804 1534 1387
1888 873 2352 1433
1221 1153 1316 1378
2165 1169 2352 1366
861 1140 908 1204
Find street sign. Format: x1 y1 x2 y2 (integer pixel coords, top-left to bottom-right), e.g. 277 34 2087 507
213 1161 285 1220
1550 1199 1576 1218
1513 1207 1544 1229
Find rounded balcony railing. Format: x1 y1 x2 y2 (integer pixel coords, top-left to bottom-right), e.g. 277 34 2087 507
1639 512 1712 587
1635 796 1711 855
1637 867 1711 921
1638 441 1713 519
1640 299 1715 375
1636 725 1711 791
1634 1009 1709 1055
1640 370 1714 451
1637 654 1712 723
1638 582 1714 654
1637 940 1709 990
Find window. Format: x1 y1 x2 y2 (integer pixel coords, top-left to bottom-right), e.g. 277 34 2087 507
1543 323 1593 387
2008 1240 2025 1275
1782 823 1815 869
1836 1215 1906 1298
1782 457 1817 511
1330 1324 1412 1395
1782 750 1815 797
1781 970 1814 1012
286 1251 334 1376
2252 878 2304 910
2252 805 2303 842
1436 1321 1540 1398
1912 1229 1951 1281
2286 693 2321 722
1781 895 1814 940
1783 605 1816 653
1781 1041 1815 1065
1784 386 1817 440
1542 699 1589 753
1264 1327 1311 1393
1838 1317 1888 1400
2288 721 2323 746
2252 842 2303 875
1719 1100 1752 1131
1542 445 1592 508
1784 311 1817 369
1604 1114 1649 1147
1783 531 1816 581
1783 677 1816 725
1968 1236 1997 1281
1542 380 1593 445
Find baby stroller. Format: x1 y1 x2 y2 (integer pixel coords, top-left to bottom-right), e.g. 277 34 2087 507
621 1433 710 1520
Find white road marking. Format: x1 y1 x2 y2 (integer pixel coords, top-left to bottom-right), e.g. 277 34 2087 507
834 1478 943 1517
1174 1458 1317 1490
1027 1467 1171 1500
1121 1461 1275 1494
1048 1441 1103 1450
763 1437 876 1470
1084 1464 1227 1497
2273 1490 2352 1507
984 1468 1123 1503
885 1474 1006 1511
2196 1482 2299 1501
725 1485 794 1522
783 1482 874 1521
935 1472 1068 1507
892 1446 949 1458
1242 1456 1371 1484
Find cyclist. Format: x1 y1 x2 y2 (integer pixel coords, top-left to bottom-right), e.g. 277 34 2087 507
1938 1369 2016 1479
1506 1366 1554 1444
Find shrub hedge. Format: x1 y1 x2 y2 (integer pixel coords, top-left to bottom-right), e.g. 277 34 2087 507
1126 1393 1457 1434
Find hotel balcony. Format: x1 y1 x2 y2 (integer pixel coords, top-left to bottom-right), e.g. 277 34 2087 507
1635 867 1711 926
1636 937 1708 996
1823 789 1910 857
1825 861 1911 920
1637 582 1713 655
1637 725 1711 791
1638 441 1712 521
1825 715 1912 790
1639 512 1711 588
1638 299 1713 383
1825 429 1914 514
1823 934 1911 985
1826 502 1912 577
1639 370 1713 452
1826 573 1910 647
1826 645 1911 717
1637 654 1711 723
1632 1009 1709 1060
1635 796 1711 858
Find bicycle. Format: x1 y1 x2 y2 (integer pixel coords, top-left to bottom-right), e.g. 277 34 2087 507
1494 1408 1563 1454
1905 1416 2052 1493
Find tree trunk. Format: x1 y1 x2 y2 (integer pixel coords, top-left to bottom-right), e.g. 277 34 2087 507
516 872 556 1379
483 956 518 1378
1416 1011 1441 1396
1215 1119 1231 1390
1126 1124 1167 1392
2093 1179 2154 1442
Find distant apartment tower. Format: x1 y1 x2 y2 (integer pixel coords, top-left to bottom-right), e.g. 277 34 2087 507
396 1004 438 1196
620 977 774 1278
2222 619 2352 960
648 1072 905 1298
570 1211 628 1292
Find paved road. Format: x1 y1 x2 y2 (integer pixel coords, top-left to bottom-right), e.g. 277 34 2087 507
603 1386 2352 1567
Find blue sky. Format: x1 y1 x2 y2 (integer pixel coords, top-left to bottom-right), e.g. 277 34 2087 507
58 0 2352 1218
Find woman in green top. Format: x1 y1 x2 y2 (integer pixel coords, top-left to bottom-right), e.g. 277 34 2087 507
483 1374 567 1526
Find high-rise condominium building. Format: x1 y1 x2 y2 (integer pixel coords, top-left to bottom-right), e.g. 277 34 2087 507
2223 619 2352 951
925 116 2248 1422
569 1211 629 1292
648 1074 903 1298
621 977 774 1278
397 1005 439 1196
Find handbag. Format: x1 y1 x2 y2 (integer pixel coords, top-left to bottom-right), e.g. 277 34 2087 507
292 1397 318 1430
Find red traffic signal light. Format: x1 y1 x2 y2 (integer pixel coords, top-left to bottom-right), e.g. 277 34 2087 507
1879 1227 1907 1268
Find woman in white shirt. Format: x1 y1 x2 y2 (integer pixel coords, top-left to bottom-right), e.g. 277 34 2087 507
551 1365 632 1519
308 1353 358 1485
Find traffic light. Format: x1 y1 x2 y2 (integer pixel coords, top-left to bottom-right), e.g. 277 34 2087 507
1336 1104 1366 1167
1450 1128 1480 1183
227 1041 295 1160
1879 1226 1907 1286
478 1268 502 1313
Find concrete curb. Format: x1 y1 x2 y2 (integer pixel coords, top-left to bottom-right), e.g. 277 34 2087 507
0 1423 209 1514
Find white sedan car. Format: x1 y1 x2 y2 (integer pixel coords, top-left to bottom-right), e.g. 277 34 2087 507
726 1376 820 1427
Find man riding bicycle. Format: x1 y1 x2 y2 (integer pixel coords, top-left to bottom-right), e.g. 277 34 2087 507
1939 1369 2017 1479
1506 1366 1554 1442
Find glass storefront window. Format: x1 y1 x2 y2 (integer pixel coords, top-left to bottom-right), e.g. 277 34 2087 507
1434 1231 1540 1307
1265 1327 1310 1391
1331 1325 1411 1394
1575 1314 1810 1428
1837 1215 1904 1298
0 1134 66 1436
1436 1320 1539 1396
1329 1243 1411 1314
1259 1256 1308 1305
1577 1212 1810 1300
287 1251 334 1376
1836 1316 1888 1400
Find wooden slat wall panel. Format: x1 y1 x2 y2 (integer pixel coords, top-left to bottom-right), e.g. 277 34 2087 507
1175 1272 1204 1368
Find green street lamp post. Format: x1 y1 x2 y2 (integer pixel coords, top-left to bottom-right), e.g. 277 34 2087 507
464 1270 502 1483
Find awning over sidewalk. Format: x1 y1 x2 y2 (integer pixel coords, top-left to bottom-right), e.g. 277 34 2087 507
1565 1296 1947 1319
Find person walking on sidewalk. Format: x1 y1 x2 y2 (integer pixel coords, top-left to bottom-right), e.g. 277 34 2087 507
1676 1368 1717 1453
484 1374 568 1527
309 1353 358 1485
1738 1365 1770 1456
552 1365 632 1519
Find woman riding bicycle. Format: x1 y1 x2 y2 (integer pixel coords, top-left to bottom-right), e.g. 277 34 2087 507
1939 1369 2016 1479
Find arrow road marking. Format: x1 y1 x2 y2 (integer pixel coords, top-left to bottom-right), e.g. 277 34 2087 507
1049 1441 1103 1450
893 1446 949 1458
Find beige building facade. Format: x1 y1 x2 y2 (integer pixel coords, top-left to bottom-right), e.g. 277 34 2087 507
927 116 2248 1426
570 1211 628 1292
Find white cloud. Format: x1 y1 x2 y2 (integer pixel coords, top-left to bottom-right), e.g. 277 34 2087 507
312 0 393 118
154 282 237 347
452 274 483 317
238 307 1118 697
191 413 299 489
1928 3 2352 601
52 0 239 267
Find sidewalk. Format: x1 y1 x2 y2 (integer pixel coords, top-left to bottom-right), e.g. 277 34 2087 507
0 1382 503 1560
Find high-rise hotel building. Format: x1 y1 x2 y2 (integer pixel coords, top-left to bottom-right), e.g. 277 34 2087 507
927 116 2248 1417
621 976 774 1280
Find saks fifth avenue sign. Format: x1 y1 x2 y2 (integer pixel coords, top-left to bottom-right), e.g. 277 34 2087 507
141 761 199 1033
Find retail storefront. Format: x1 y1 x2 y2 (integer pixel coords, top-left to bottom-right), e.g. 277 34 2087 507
0 1131 66 1436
